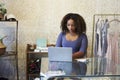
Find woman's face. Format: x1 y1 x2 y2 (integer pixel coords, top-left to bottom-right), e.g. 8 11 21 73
67 19 76 33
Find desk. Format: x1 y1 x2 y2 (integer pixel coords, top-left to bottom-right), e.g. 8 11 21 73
40 57 120 80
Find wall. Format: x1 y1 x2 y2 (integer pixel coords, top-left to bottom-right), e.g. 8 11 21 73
0 0 120 80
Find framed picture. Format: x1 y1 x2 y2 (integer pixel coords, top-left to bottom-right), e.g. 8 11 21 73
0 21 18 53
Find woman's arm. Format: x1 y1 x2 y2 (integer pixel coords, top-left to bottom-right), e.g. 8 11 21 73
55 32 63 47
72 51 84 59
72 34 88 60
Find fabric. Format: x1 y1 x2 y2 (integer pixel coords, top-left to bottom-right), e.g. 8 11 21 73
94 19 100 56
101 20 109 57
56 32 88 57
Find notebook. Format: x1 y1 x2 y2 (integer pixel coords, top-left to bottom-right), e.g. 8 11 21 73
48 47 72 62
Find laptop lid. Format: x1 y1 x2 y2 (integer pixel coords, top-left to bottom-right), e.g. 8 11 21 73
48 47 72 62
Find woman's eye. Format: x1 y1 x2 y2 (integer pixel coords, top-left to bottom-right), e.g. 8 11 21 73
67 24 74 27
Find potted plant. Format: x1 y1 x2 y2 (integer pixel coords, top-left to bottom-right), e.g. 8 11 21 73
0 3 7 20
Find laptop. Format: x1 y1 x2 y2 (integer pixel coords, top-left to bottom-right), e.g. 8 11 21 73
48 47 72 75
48 47 72 62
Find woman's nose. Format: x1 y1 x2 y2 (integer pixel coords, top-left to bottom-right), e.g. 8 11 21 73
69 25 72 28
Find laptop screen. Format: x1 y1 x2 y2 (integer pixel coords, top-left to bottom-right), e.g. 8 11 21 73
48 47 72 62
48 47 72 75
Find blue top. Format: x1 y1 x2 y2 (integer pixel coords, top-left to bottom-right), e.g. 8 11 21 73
56 32 88 56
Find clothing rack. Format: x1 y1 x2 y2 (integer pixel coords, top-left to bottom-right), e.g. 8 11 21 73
92 14 120 57
92 14 120 75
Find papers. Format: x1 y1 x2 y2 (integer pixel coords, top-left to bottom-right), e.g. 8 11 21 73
75 58 89 63
34 78 40 80
34 47 48 52
40 71 66 80
45 71 66 78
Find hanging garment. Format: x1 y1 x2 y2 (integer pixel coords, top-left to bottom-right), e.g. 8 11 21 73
96 19 108 75
105 33 112 73
118 33 120 65
101 19 109 57
105 32 119 74
111 32 118 74
97 20 104 57
94 19 101 75
94 19 100 56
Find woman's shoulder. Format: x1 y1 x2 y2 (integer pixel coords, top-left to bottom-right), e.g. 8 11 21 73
59 32 66 36
79 33 87 38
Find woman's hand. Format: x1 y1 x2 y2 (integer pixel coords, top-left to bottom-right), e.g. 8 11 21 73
72 51 84 60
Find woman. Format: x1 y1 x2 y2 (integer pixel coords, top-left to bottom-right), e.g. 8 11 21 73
56 13 88 60
48 13 88 79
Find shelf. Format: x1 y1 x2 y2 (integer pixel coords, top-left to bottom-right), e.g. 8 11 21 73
0 20 18 22
28 73 40 76
27 51 48 58
27 51 47 54
0 51 17 57
0 53 17 57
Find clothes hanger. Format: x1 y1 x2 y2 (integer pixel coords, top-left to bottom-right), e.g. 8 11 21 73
109 19 120 23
